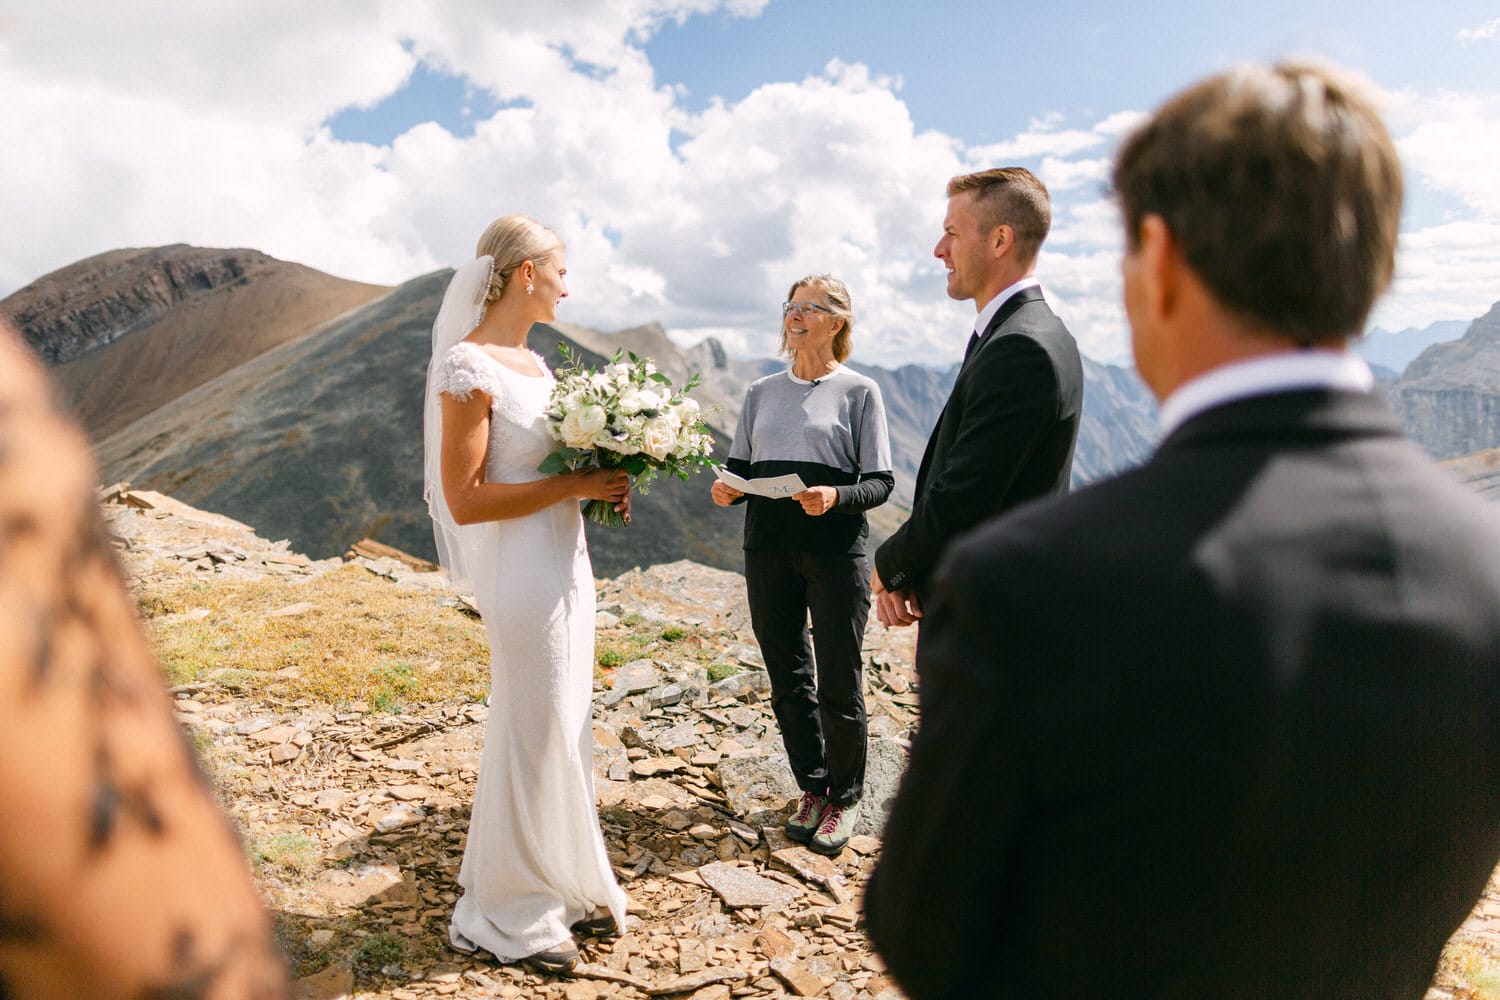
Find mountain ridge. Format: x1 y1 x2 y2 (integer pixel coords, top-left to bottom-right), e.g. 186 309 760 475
40 243 1480 578
1 244 390 437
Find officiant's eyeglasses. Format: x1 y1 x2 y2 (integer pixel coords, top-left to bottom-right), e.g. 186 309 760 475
783 302 834 317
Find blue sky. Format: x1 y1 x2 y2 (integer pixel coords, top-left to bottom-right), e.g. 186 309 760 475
3 1 1498 366
644 0 1497 231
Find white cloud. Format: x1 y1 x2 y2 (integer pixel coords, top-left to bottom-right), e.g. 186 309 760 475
969 126 1105 162
1395 91 1500 218
1092 109 1149 137
1 4 1496 373
1037 249 1129 364
1374 219 1500 334
1458 16 1500 43
1037 155 1111 194
1359 87 1500 334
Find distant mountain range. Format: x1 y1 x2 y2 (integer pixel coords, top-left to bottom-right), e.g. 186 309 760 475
1356 319 1470 375
4 245 1493 575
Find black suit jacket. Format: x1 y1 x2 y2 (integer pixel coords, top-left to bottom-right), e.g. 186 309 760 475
875 287 1082 593
865 389 1500 1000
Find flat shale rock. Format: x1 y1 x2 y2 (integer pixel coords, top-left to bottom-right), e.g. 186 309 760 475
716 752 801 816
292 962 354 1000
771 956 831 997
697 862 802 909
316 863 403 907
612 659 660 695
570 964 651 989
772 846 843 885
643 967 750 996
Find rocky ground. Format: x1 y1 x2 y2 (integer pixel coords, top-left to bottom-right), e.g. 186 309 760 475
104 490 1500 1000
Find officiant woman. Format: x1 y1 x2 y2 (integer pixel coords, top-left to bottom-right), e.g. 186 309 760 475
709 274 893 856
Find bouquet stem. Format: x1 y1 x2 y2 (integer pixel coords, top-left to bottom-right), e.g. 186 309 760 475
582 498 628 528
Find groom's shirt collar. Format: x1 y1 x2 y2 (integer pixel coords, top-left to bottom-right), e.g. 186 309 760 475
1159 349 1375 437
973 276 1041 336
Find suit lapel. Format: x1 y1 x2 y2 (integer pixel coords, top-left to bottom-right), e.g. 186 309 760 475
969 286 1045 364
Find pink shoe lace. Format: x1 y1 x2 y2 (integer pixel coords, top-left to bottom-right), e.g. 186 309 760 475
793 792 824 826
817 803 845 836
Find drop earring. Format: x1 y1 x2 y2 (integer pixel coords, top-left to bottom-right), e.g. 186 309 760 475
526 283 534 295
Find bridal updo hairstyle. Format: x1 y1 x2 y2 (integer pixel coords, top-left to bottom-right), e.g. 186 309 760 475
780 274 855 363
475 214 564 304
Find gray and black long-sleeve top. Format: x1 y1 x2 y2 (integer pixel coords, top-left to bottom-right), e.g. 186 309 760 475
726 365 894 556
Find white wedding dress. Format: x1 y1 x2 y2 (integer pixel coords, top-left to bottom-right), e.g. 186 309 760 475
434 341 627 960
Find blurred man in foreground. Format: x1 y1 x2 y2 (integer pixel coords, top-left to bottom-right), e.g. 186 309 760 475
865 62 1500 1000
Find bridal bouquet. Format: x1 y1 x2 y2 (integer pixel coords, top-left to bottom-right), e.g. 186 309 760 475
538 345 717 527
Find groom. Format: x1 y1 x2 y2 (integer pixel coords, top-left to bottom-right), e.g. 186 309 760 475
871 167 1082 627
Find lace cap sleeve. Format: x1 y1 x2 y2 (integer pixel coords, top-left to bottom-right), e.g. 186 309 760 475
435 342 504 403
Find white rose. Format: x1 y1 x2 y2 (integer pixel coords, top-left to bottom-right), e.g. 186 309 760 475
618 387 648 415
560 405 605 449
671 398 700 425
642 416 678 461
576 403 606 435
619 388 664 416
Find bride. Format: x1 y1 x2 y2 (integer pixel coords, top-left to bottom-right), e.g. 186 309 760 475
423 215 630 973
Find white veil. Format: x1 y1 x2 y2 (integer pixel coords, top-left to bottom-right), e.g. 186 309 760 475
423 255 496 595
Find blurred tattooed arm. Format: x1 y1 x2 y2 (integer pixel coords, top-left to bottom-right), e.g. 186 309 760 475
0 320 289 1000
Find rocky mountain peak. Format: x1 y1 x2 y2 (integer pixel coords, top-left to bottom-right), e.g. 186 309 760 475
3 244 279 365
1384 299 1500 460
1401 300 1500 388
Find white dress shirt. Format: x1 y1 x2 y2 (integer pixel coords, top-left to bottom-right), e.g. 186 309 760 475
973 275 1042 336
1158 350 1376 438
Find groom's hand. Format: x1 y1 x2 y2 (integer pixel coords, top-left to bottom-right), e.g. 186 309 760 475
872 568 922 627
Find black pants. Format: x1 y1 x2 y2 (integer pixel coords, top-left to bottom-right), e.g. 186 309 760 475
744 548 870 807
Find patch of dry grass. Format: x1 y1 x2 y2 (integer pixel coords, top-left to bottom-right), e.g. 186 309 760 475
1433 865 1500 999
139 565 490 710
251 832 321 876
1437 937 1500 999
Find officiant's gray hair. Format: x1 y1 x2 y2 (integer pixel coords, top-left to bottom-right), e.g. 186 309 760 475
475 215 564 304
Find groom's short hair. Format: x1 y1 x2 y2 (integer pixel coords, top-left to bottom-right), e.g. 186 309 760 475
1112 61 1403 346
947 168 1051 265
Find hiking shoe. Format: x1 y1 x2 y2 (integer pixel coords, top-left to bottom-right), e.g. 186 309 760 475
520 937 579 975
809 800 859 856
572 907 618 938
786 792 828 843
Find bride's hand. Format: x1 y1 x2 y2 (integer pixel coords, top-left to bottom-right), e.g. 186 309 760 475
574 468 630 502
